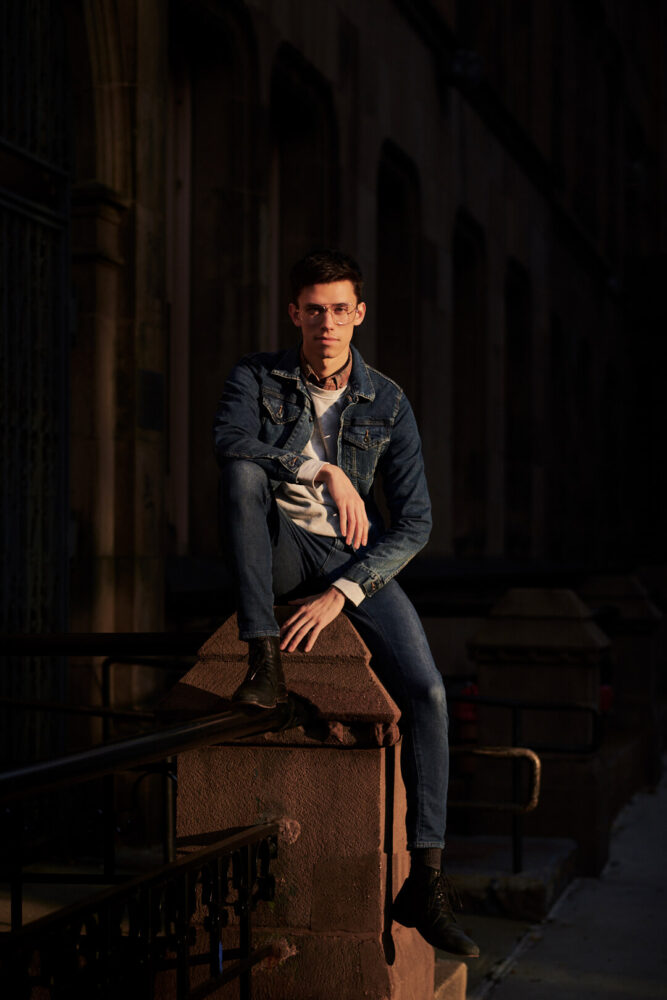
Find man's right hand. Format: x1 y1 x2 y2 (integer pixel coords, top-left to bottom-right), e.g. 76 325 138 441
315 464 369 549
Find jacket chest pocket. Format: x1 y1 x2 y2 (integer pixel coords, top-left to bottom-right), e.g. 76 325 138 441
342 421 390 483
261 391 303 445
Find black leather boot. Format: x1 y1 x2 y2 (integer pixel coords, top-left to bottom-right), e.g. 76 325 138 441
392 867 480 957
231 636 287 709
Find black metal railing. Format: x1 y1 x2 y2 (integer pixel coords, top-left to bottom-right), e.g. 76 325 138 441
0 632 214 890
448 691 602 872
0 637 302 1000
0 631 603 988
1 701 299 925
1 822 281 1000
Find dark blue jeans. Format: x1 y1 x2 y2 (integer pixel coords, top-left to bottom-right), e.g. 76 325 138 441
220 460 449 850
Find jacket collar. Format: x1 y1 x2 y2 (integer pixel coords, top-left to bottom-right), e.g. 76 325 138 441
270 343 375 401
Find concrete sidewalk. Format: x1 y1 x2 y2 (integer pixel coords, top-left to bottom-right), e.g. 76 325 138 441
475 759 667 999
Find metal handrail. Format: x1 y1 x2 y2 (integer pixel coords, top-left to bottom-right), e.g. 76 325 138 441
447 690 602 872
1 635 601 884
2 697 303 954
0 702 299 803
449 745 541 813
0 823 281 1000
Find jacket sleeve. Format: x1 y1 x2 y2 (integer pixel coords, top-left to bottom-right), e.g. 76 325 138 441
213 357 311 482
342 393 432 597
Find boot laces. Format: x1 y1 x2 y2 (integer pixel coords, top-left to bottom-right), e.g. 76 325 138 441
429 871 461 920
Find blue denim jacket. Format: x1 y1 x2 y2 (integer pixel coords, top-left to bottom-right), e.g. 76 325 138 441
213 343 432 598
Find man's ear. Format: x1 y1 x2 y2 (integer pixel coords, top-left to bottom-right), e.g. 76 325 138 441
354 301 366 327
288 302 301 327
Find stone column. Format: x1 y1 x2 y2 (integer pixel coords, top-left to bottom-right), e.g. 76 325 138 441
468 588 620 873
172 611 439 1000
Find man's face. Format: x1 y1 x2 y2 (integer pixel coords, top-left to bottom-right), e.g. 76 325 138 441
289 280 366 367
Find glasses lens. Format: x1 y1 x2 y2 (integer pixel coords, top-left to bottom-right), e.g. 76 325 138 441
301 305 356 324
332 305 355 324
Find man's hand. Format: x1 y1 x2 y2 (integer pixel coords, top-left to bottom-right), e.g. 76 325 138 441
280 587 346 653
316 465 369 549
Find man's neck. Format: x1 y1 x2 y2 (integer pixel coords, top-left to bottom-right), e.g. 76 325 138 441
300 346 353 391
302 351 348 379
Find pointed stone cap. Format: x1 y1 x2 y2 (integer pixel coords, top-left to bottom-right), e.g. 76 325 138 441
578 574 662 623
162 608 401 728
468 588 610 659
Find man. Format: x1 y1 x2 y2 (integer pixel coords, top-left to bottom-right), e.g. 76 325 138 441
213 249 479 958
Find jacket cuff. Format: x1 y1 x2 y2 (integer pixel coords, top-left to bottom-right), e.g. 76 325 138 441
278 452 309 479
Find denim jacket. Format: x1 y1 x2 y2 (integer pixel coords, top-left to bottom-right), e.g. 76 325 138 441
213 343 432 598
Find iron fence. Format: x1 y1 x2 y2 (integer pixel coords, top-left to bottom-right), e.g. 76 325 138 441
0 685 299 999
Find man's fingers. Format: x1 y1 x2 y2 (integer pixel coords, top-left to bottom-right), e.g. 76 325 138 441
279 588 345 651
345 510 357 545
281 618 312 651
303 623 323 653
345 503 368 549
280 609 309 647
353 508 366 548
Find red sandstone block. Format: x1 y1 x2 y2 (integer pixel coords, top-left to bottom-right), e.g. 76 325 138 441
311 852 385 933
178 744 390 929
163 610 401 727
248 926 434 1000
434 958 467 1000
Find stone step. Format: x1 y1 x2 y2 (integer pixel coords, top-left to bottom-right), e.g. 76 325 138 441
434 958 467 1000
445 835 577 921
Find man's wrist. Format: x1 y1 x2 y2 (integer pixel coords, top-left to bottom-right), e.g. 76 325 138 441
314 463 334 484
331 579 365 607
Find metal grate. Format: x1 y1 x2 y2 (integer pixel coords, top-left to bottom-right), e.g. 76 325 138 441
0 0 69 169
0 0 71 762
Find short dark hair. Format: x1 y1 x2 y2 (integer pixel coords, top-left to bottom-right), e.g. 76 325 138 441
289 249 364 303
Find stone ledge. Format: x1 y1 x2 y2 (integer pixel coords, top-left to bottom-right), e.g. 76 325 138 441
162 609 401 732
446 835 577 921
434 958 467 1000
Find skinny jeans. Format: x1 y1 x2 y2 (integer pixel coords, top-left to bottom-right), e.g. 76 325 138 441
219 459 449 850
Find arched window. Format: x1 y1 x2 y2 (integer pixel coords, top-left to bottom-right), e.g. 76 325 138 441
376 142 421 418
504 261 533 558
451 213 487 556
269 46 339 344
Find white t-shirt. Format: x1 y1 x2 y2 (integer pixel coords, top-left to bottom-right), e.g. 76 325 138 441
276 384 365 606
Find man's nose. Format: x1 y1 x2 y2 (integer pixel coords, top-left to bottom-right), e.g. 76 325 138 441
321 307 335 329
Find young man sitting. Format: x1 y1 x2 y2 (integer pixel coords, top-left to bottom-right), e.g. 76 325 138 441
213 249 479 958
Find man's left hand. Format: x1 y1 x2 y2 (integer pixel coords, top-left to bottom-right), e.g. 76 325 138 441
280 587 346 652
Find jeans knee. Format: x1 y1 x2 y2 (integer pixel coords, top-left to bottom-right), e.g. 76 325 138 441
420 678 449 730
221 460 269 504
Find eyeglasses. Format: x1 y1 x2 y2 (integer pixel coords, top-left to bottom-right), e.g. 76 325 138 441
297 303 358 325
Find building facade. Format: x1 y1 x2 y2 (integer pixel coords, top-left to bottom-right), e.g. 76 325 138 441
2 0 666 648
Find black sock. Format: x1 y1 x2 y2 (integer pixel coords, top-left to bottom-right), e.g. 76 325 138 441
410 847 442 873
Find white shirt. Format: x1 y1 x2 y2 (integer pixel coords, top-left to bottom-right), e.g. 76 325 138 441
276 384 365 606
